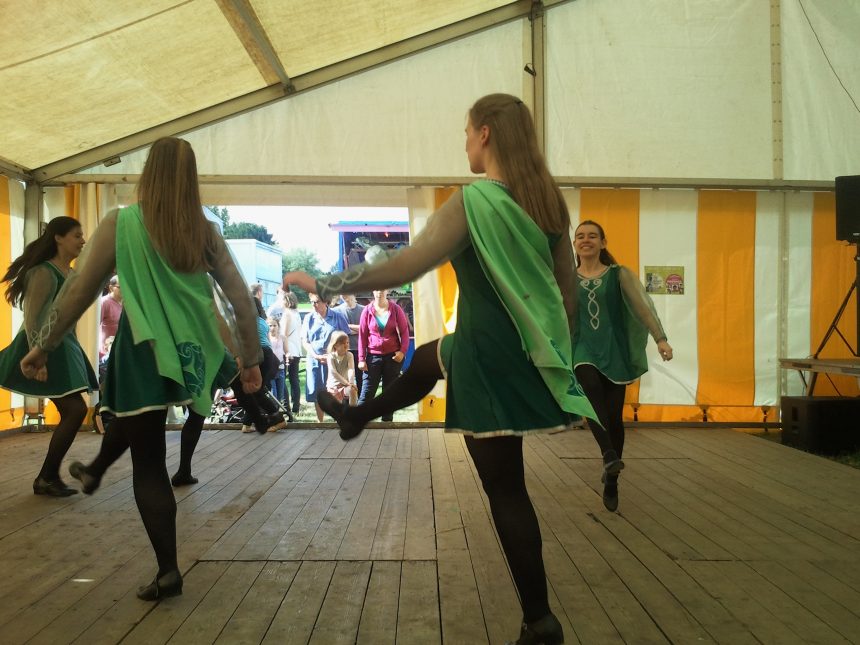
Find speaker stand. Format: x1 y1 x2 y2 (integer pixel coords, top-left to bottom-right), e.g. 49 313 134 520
807 242 860 393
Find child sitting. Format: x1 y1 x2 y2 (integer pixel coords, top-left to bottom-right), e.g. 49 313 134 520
326 331 357 407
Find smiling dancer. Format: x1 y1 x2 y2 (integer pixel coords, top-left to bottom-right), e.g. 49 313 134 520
0 217 98 497
572 220 673 512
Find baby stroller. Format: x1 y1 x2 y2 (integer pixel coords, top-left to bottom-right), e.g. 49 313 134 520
207 386 291 426
207 388 244 424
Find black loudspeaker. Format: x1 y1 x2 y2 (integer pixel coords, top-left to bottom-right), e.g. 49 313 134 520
781 396 860 454
835 175 860 242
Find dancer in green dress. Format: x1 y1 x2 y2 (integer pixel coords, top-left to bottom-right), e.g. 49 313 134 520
0 216 98 497
21 138 263 601
285 94 594 645
572 220 673 512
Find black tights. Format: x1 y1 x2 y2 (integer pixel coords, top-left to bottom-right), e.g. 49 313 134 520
344 341 550 621
346 340 442 427
176 411 205 477
466 435 550 623
87 410 177 576
39 393 87 482
575 365 627 480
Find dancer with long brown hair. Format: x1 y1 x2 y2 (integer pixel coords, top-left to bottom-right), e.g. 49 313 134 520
285 94 596 645
21 137 262 600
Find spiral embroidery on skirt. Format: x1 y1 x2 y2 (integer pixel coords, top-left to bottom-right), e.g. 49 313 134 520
176 342 205 396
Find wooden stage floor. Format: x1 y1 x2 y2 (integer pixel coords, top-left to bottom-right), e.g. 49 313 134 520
0 426 858 644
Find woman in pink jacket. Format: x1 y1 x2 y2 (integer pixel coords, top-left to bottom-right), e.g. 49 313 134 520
357 289 410 422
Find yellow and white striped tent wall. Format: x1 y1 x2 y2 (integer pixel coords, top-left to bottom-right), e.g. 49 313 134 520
413 187 858 424
0 181 114 431
0 176 26 430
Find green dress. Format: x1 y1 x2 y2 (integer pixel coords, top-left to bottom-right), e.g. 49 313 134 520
439 181 596 436
573 265 650 384
315 180 596 436
101 204 237 417
0 263 98 398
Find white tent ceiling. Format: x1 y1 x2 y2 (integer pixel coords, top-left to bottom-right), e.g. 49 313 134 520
2 0 858 206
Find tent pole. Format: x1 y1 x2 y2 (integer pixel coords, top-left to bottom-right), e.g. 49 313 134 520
529 1 547 154
23 182 43 245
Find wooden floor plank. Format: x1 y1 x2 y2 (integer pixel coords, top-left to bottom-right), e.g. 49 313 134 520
428 429 489 645
679 560 841 645
397 560 441 644
356 561 401 645
122 561 231 645
369 458 410 560
308 560 372 645
337 458 393 561
268 459 353 560
404 455 435 560
167 561 266 644
525 440 675 644
0 425 858 644
303 458 373 560
215 562 300 644
262 560 335 645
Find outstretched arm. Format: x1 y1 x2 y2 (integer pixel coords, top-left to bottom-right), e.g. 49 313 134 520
285 191 470 301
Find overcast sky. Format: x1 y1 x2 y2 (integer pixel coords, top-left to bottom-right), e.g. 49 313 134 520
226 205 408 271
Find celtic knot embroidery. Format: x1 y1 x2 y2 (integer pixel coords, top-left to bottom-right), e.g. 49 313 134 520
580 278 602 331
31 308 59 349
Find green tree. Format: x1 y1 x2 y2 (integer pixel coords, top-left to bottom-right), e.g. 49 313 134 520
282 248 322 302
223 221 275 245
205 205 230 228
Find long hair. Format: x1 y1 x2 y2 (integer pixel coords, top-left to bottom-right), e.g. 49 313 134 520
137 137 217 273
3 216 81 306
574 219 618 267
468 94 569 234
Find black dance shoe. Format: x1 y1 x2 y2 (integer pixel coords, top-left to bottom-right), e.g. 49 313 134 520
316 391 363 440
171 471 199 487
68 461 101 495
136 569 183 601
508 613 565 645
33 476 78 497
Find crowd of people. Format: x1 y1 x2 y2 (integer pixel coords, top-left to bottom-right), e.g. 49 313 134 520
0 95 672 644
